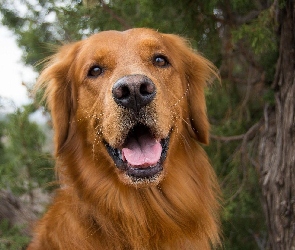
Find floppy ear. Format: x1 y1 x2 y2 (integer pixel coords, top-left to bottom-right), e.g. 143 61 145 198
35 42 81 154
164 34 219 144
185 52 218 145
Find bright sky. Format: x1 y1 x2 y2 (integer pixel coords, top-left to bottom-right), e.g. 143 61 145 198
0 25 37 108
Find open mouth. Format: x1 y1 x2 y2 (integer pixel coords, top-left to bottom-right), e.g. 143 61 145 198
105 124 170 181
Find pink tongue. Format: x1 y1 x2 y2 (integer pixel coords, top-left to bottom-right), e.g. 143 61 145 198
122 134 162 168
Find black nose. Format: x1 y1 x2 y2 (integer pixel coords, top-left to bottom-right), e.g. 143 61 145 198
112 75 156 112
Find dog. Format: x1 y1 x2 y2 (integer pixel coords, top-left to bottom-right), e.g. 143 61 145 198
27 28 220 249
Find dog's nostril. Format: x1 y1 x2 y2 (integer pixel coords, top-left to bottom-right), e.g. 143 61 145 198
121 86 130 98
140 82 155 96
113 84 130 99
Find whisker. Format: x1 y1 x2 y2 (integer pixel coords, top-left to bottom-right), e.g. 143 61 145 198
173 84 190 107
179 132 193 152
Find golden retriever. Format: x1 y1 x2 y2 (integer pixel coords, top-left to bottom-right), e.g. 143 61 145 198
27 28 220 250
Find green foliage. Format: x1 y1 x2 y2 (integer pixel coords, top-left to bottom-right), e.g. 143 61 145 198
0 220 30 250
206 80 266 249
0 121 7 165
0 101 54 248
0 104 54 194
232 7 278 55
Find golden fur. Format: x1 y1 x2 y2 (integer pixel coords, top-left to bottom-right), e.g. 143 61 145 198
27 28 220 250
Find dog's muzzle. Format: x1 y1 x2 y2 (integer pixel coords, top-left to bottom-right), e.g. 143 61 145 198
104 75 170 183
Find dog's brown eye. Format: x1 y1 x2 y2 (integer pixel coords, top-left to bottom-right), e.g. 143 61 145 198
153 55 170 67
88 66 103 77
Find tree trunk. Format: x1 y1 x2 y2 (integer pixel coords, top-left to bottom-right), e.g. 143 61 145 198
258 0 295 249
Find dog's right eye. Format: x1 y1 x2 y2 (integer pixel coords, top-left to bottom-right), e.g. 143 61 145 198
88 65 103 77
153 55 170 68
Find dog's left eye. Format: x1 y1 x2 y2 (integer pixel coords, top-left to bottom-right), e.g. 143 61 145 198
88 65 103 77
153 55 170 67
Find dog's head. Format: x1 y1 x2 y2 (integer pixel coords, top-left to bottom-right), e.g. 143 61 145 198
38 28 217 187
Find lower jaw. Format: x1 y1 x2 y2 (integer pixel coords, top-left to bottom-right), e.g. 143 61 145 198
125 163 163 178
114 158 166 187
119 169 165 187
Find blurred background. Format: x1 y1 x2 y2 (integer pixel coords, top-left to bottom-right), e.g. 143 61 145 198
0 0 292 249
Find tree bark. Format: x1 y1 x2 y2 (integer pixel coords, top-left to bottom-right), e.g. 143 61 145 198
258 0 295 249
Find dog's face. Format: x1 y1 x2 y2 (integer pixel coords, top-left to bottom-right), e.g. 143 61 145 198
40 28 216 187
